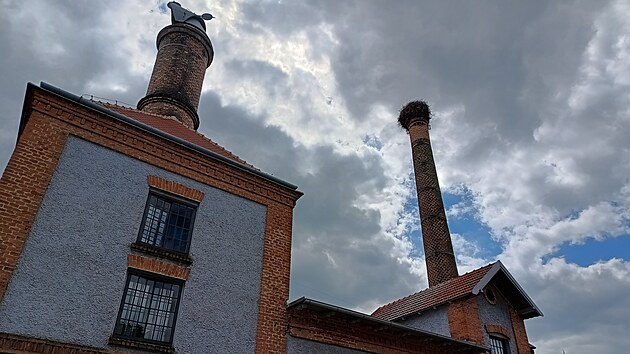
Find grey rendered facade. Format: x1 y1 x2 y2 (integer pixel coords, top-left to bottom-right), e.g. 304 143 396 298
0 137 267 353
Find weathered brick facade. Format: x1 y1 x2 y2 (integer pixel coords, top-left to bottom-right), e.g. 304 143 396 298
138 23 213 130
510 305 532 354
288 304 486 354
398 101 458 287
447 297 485 345
0 3 541 352
0 86 301 353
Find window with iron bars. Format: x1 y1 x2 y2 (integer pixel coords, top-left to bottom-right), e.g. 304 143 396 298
489 336 510 354
113 271 183 344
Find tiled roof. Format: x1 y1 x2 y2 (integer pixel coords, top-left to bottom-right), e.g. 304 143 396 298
371 263 496 321
99 103 253 168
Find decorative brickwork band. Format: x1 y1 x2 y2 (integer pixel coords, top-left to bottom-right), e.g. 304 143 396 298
128 254 191 280
398 101 458 287
147 175 205 202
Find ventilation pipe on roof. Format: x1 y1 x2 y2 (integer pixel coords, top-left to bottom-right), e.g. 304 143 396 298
398 101 459 287
137 2 214 130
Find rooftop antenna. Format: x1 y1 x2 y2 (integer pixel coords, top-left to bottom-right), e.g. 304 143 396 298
167 1 214 31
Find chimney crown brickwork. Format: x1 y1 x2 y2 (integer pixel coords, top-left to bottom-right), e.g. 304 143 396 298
137 2 214 130
399 101 459 287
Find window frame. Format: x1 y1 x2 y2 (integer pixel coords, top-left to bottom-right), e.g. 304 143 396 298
489 335 510 354
112 269 185 346
137 189 198 255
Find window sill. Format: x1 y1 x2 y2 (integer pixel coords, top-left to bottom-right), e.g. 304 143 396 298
108 336 174 354
130 242 193 266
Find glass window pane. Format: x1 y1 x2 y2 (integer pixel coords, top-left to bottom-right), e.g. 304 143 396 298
138 193 196 253
114 273 181 344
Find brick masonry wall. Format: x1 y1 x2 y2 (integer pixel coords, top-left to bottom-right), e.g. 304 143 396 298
0 110 67 303
139 23 213 130
406 119 458 287
509 306 531 354
288 307 486 354
448 297 485 345
127 254 191 280
0 332 110 354
0 86 301 353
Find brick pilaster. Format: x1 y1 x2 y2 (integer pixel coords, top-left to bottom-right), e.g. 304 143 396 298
509 306 531 354
0 110 68 302
448 297 485 345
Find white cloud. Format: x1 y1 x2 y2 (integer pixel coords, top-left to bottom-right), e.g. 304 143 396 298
1 1 629 354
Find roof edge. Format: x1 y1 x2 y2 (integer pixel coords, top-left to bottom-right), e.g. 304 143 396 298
36 82 302 195
288 297 489 351
473 261 543 318
471 261 501 295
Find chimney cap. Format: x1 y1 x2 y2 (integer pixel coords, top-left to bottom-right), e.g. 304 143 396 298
167 1 214 31
398 100 431 130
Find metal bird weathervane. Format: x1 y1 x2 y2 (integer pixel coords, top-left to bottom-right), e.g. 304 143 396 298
167 1 214 31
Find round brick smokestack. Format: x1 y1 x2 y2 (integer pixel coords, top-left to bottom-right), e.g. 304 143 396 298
138 12 214 130
398 100 458 287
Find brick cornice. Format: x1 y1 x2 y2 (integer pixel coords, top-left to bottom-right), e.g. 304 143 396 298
30 89 301 208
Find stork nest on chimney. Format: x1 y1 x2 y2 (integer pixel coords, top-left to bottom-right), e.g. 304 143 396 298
398 100 431 130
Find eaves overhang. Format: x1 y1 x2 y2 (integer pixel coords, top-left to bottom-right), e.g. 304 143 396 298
472 261 543 319
288 297 490 352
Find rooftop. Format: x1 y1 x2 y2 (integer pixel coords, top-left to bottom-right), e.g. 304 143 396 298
372 261 543 321
100 102 252 168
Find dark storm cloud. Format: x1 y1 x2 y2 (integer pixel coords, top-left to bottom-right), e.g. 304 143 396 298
2 1 630 353
196 91 420 309
224 59 290 98
0 0 148 171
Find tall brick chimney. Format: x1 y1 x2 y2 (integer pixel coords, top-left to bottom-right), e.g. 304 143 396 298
398 100 458 287
137 2 214 130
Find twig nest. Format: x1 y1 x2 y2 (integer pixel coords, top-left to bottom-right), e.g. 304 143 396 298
398 100 431 130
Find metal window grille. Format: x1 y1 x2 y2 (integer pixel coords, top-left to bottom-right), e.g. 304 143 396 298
138 192 196 253
113 272 183 344
489 336 510 354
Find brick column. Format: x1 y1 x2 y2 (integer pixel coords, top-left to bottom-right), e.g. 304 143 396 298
448 297 484 345
398 100 458 287
137 22 214 130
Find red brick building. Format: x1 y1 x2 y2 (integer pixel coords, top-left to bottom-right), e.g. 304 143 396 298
0 2 539 353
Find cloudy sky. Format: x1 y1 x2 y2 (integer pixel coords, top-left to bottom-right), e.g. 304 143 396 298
1 1 630 353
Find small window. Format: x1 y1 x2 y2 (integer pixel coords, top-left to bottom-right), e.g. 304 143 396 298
484 287 497 304
113 271 183 344
489 336 510 354
138 191 197 254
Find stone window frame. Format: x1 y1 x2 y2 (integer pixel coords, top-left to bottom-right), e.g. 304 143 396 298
109 269 184 353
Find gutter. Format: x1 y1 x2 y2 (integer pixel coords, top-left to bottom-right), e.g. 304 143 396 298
35 82 300 192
